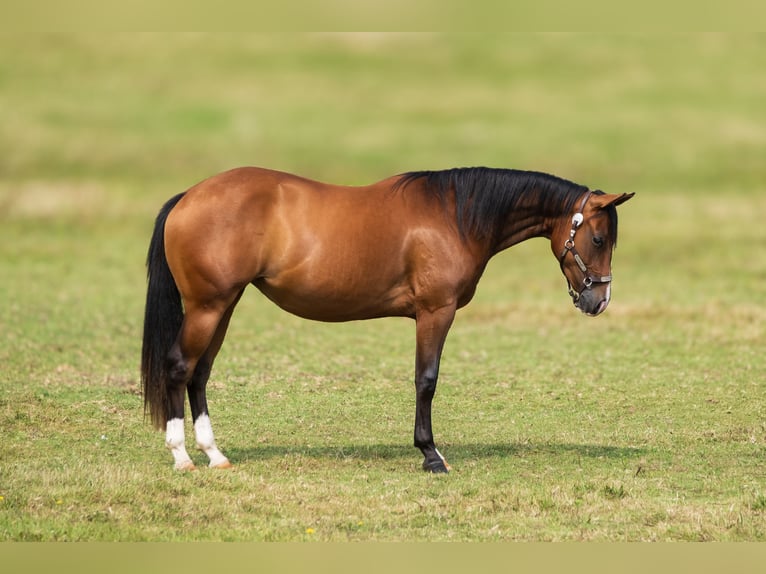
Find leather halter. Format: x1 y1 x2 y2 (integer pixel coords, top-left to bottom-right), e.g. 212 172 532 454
558 191 612 304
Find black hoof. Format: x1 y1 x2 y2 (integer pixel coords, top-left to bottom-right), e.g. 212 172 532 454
422 459 450 473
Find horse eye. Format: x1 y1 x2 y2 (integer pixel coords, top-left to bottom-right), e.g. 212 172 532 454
592 236 604 248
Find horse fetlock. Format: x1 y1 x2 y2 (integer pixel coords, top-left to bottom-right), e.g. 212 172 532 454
165 417 196 470
193 414 230 468
196 441 230 467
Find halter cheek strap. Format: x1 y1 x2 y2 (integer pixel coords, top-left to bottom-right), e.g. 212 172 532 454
558 191 612 303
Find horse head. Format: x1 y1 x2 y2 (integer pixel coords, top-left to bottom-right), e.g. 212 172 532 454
552 191 634 316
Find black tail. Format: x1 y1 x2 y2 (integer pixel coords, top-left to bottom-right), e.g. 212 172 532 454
141 193 186 430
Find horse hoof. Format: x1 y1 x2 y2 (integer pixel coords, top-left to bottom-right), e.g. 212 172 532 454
422 459 450 474
176 461 197 472
211 459 233 469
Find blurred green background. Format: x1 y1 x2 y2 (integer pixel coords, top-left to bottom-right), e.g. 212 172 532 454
3 34 764 206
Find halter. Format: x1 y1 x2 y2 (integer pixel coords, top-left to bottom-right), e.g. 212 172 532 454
558 191 612 304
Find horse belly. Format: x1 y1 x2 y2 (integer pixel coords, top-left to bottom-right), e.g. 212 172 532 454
253 264 415 322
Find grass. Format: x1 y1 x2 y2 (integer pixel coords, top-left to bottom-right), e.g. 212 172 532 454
1 33 765 541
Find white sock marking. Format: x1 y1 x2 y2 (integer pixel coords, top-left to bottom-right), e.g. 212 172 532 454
194 414 230 468
165 418 194 470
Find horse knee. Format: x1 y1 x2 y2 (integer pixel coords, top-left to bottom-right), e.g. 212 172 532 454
416 373 438 398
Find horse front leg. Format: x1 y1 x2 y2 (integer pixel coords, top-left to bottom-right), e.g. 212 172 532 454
413 305 456 473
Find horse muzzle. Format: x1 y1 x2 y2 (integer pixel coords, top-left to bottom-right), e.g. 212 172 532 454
571 282 611 316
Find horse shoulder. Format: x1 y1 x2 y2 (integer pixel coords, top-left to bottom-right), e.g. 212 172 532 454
402 223 488 309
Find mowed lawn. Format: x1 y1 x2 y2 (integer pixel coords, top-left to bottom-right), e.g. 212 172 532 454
1 34 765 541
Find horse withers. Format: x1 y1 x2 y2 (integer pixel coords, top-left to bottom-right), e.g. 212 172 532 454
141 166 633 472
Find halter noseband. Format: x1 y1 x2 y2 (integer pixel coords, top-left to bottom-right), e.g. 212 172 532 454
558 191 612 304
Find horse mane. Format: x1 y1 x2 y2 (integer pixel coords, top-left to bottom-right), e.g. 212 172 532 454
396 167 617 244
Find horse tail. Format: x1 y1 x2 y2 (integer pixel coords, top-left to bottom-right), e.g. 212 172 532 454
141 192 186 430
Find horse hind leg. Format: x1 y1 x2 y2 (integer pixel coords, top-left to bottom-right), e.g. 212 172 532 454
188 354 230 469
187 290 244 469
164 341 199 471
164 296 237 471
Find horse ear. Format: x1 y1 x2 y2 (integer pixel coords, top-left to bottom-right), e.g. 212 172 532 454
591 192 635 209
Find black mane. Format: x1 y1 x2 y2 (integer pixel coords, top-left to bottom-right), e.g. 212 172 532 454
396 167 598 241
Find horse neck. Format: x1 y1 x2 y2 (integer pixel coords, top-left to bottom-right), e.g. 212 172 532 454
489 203 560 256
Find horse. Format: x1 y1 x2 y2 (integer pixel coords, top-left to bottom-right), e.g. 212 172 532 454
141 166 633 473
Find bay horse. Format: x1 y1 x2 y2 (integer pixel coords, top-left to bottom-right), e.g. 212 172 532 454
141 166 633 473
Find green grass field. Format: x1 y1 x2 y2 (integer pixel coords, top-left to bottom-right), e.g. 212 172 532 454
1 34 765 541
